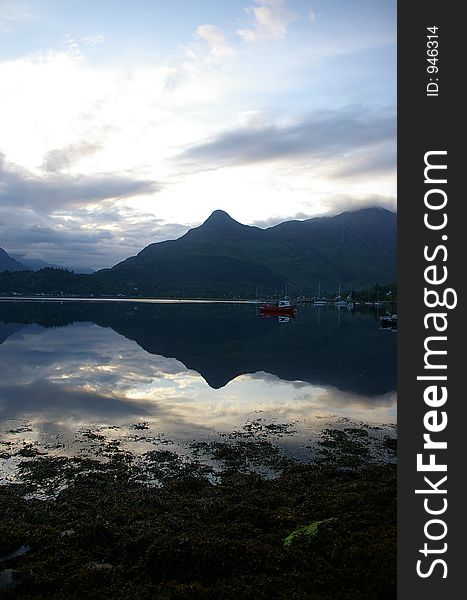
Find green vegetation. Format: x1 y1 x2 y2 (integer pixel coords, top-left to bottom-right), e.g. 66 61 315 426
283 518 337 546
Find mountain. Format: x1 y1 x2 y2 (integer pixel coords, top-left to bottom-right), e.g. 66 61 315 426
11 255 94 274
0 207 396 297
0 247 28 272
98 207 396 296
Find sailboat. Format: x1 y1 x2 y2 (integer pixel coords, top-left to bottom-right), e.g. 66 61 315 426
314 282 328 306
334 284 348 307
373 289 384 307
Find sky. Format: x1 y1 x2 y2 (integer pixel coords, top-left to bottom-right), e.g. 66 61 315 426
0 0 396 270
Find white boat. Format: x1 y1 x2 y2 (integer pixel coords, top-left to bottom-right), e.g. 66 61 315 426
334 285 348 307
314 282 328 306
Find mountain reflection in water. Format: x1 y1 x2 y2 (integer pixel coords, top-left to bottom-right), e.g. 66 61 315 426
0 301 396 457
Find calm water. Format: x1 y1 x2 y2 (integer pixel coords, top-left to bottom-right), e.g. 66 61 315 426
0 300 396 480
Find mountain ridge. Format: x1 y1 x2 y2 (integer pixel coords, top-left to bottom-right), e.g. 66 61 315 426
0 247 28 272
105 206 396 295
0 207 396 297
11 255 94 274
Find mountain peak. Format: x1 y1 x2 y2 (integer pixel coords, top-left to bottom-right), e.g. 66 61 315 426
202 210 237 226
178 209 258 243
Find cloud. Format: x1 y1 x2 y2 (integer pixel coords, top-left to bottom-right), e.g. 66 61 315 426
0 153 156 211
0 153 169 269
0 381 153 421
180 107 395 168
244 371 309 389
81 34 105 46
251 212 314 228
330 143 396 179
0 215 189 271
236 110 269 130
0 164 190 269
249 195 396 228
63 33 83 61
321 193 396 215
196 24 233 59
42 141 102 172
237 0 297 43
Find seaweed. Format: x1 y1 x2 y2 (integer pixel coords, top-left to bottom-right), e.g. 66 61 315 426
0 424 396 599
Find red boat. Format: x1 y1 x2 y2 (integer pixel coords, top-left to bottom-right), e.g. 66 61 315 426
259 298 297 317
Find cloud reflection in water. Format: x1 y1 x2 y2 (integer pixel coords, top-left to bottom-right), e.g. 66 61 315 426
0 320 396 450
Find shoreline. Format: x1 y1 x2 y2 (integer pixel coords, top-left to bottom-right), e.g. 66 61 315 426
0 421 396 598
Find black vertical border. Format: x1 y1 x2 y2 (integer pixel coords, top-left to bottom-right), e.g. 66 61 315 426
398 2 464 597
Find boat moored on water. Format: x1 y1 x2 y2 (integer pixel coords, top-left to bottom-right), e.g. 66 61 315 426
333 284 349 307
313 282 328 306
334 298 348 307
259 297 297 317
313 299 328 306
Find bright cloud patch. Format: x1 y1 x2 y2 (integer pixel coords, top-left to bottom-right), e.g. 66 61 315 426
237 0 297 43
196 24 233 58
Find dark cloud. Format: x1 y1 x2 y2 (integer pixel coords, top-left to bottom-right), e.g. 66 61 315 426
0 204 190 270
0 153 184 269
330 143 396 179
27 224 112 242
0 153 156 211
179 107 396 167
0 381 153 421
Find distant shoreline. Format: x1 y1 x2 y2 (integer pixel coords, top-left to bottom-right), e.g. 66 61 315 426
0 296 260 304
0 296 397 306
